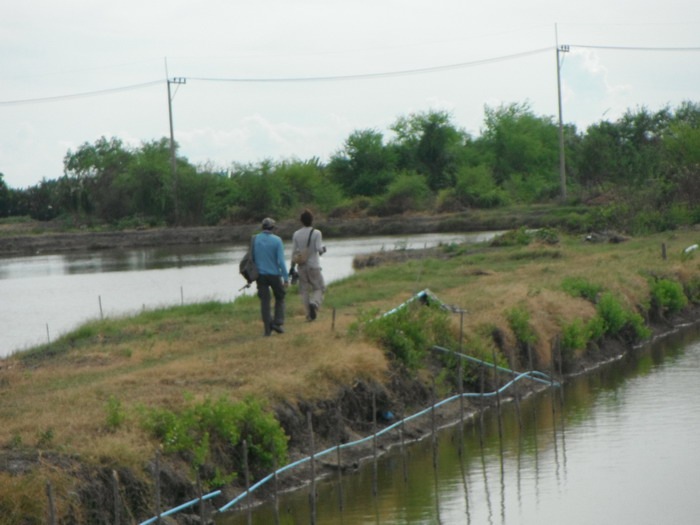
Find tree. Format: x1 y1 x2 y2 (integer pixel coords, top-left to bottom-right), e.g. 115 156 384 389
274 158 343 213
63 137 133 219
328 129 397 197
391 110 467 191
0 173 9 217
453 164 508 209
371 171 432 216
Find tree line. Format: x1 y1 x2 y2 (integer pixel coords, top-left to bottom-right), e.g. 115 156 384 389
1 100 698 234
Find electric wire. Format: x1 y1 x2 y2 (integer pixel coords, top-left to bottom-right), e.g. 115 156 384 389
569 44 700 52
2 42 698 106
187 46 552 83
0 80 162 106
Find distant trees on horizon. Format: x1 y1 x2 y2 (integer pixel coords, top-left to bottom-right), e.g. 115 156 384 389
1 100 698 234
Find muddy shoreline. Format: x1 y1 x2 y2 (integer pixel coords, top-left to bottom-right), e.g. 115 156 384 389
0 212 535 257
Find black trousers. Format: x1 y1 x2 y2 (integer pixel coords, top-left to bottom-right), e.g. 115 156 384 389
256 274 286 335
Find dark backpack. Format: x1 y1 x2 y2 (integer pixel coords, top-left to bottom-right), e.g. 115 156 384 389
239 235 259 284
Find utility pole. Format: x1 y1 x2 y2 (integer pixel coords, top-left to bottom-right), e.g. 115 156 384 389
556 34 569 202
167 76 186 224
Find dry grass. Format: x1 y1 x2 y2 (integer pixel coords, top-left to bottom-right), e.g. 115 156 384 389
0 300 390 457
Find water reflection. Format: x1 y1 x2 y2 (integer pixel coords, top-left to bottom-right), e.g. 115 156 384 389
217 325 700 525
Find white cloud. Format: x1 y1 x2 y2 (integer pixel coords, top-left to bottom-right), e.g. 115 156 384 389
1 1 698 187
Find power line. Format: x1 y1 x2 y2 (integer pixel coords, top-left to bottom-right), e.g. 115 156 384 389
187 47 553 83
570 44 700 52
1 43 698 106
0 80 162 106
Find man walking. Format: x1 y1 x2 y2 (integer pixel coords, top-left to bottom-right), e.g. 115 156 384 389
253 217 289 336
291 209 326 321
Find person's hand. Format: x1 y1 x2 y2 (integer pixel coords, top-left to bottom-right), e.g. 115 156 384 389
283 281 289 288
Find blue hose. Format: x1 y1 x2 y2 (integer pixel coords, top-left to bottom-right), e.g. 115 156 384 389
139 343 561 523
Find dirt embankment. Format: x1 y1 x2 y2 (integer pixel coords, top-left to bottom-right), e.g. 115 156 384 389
0 212 533 257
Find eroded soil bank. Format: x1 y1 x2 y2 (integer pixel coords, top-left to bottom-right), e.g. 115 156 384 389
0 211 551 257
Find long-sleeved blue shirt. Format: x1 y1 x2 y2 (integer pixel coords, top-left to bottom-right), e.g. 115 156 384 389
253 231 289 281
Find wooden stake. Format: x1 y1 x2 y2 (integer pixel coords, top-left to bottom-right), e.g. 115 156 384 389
335 403 344 512
372 392 378 498
273 455 280 525
112 470 121 525
243 440 251 525
458 357 465 458
155 449 162 525
491 348 503 444
307 411 317 525
46 480 56 525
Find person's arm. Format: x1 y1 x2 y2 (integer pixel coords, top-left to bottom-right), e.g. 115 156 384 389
315 230 325 255
277 239 289 282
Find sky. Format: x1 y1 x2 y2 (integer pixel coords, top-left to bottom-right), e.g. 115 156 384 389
1 1 699 189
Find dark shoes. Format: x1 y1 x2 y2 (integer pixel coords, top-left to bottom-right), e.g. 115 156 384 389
270 323 285 334
308 303 317 321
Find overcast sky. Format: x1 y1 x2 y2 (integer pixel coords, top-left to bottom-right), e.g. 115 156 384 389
1 1 699 189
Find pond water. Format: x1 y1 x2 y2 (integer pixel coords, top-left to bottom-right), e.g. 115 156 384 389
216 324 700 525
0 231 497 357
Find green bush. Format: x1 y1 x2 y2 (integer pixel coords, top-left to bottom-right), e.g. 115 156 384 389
593 292 651 344
490 227 532 247
533 228 559 245
585 315 607 343
650 278 688 316
561 277 603 302
506 306 536 346
453 164 509 209
560 318 587 357
626 311 652 342
140 395 288 485
105 396 126 431
361 301 454 371
684 275 700 303
369 172 432 216
596 292 628 336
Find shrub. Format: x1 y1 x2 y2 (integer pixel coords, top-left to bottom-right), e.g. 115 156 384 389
140 396 288 485
560 318 587 356
596 292 628 336
593 292 651 344
506 306 537 366
506 306 536 346
650 278 688 317
453 164 509 209
490 227 532 247
585 315 607 343
369 172 432 216
361 300 454 371
684 276 700 303
105 396 126 431
561 277 603 302
533 228 559 245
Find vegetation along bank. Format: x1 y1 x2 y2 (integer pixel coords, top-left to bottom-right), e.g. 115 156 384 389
1 226 699 524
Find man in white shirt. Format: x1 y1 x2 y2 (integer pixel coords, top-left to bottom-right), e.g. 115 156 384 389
291 209 326 321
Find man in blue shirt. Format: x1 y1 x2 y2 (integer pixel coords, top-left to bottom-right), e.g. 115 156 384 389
253 217 289 336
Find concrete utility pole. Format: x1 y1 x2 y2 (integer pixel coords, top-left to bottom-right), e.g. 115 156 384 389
555 34 569 201
167 77 186 223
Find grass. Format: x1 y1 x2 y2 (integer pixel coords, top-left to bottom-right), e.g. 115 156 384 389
1 227 699 523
